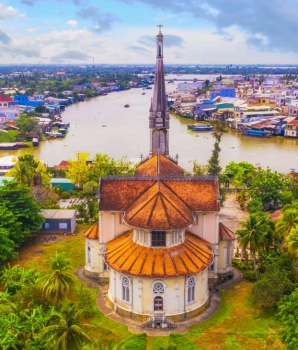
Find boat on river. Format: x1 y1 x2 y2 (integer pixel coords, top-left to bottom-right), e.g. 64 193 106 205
124 104 130 108
241 129 270 138
187 123 214 131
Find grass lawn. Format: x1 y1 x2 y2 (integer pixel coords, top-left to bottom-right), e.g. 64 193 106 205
10 226 282 350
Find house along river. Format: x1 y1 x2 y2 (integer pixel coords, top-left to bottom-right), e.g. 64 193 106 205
1 83 298 173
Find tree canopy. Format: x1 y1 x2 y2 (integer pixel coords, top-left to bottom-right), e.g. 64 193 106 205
0 181 44 260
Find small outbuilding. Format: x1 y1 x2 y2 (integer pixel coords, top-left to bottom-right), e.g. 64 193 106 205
50 178 74 193
40 209 77 233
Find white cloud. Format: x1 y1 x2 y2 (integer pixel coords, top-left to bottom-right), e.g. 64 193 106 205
67 20 78 28
27 27 41 33
0 4 24 20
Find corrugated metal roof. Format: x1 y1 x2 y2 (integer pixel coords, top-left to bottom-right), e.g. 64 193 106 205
41 209 76 219
50 178 72 184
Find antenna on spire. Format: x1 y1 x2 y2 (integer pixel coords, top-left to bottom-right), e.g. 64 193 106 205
157 24 163 33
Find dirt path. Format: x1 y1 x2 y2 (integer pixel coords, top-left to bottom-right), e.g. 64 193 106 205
219 192 249 233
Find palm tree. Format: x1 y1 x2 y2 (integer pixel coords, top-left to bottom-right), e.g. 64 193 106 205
40 302 92 350
11 161 33 186
38 252 75 306
276 208 298 239
286 227 298 282
237 213 270 280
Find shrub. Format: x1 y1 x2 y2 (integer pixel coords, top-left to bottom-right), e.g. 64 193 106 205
232 258 246 271
243 269 257 281
60 192 70 199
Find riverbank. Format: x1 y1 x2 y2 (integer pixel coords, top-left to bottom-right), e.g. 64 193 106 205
0 88 298 172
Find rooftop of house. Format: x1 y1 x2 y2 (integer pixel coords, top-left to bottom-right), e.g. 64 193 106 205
83 222 99 240
41 209 76 219
105 230 213 278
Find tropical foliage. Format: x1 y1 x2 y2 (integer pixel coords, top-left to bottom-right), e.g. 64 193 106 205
0 181 44 261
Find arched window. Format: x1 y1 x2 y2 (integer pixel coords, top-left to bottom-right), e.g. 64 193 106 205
87 243 91 264
153 282 164 294
122 276 130 302
187 277 196 303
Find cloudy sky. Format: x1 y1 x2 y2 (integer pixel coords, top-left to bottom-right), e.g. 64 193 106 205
1 0 298 64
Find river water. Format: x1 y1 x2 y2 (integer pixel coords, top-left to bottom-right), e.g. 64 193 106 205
1 83 298 173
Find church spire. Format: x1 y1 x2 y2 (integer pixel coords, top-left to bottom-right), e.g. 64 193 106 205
149 25 170 157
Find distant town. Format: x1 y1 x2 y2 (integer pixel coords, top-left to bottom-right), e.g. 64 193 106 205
1 64 298 152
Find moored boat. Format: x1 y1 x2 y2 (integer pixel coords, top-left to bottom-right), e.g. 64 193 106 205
187 123 214 131
124 104 130 108
241 129 270 138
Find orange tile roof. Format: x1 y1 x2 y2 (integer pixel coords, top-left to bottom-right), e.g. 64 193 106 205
83 222 99 240
218 223 235 241
98 179 154 211
105 230 213 278
99 179 219 213
135 154 184 177
124 181 193 230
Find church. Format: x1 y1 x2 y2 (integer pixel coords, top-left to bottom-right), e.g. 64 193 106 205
83 27 234 326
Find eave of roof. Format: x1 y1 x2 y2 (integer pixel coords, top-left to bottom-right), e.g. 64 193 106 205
105 230 213 278
83 222 99 240
219 222 235 241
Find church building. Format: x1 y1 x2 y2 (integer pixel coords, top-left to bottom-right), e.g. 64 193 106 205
84 26 234 326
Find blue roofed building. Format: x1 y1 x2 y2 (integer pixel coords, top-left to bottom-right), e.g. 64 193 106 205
50 178 74 193
210 88 236 100
14 95 44 107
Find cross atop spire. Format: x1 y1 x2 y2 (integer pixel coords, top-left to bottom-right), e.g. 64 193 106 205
157 24 163 33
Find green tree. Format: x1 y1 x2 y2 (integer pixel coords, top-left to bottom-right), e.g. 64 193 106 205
276 208 298 239
40 302 92 350
38 252 75 305
0 181 44 249
190 161 208 176
249 168 284 210
207 131 222 176
223 161 256 187
14 114 39 140
237 212 274 280
277 288 298 350
82 181 98 197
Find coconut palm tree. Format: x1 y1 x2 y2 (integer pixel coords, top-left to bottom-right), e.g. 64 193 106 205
276 208 298 239
38 252 75 306
11 161 33 186
286 227 298 282
40 302 92 350
237 213 270 280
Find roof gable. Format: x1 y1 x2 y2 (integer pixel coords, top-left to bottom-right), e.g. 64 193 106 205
134 154 184 177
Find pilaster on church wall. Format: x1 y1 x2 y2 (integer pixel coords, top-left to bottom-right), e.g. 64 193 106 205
101 211 129 243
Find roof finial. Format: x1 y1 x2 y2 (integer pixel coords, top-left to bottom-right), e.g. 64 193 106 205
157 24 163 33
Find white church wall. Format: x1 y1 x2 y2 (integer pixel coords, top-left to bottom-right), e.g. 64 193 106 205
100 211 129 243
189 212 218 243
109 269 209 317
84 239 100 277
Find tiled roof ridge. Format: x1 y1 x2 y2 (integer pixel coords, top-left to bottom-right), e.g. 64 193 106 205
161 191 192 224
101 175 218 181
147 194 160 226
161 180 193 212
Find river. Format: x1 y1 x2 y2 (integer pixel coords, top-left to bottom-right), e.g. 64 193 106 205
1 85 298 173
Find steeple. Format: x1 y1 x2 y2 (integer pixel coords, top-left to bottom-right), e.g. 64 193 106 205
149 25 170 157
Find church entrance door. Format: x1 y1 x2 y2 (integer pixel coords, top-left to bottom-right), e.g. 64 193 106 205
154 296 163 311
